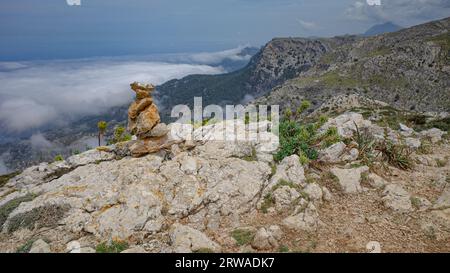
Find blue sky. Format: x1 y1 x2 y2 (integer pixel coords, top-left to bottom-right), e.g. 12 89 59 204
1 0 449 60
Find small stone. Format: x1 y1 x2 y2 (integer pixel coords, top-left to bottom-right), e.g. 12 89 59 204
399 123 414 137
29 239 51 253
318 142 346 163
367 173 387 188
304 183 323 202
147 123 169 138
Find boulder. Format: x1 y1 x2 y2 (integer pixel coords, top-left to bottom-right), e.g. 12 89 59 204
267 155 306 191
169 223 221 253
330 166 369 194
282 203 321 232
251 226 283 250
382 184 413 213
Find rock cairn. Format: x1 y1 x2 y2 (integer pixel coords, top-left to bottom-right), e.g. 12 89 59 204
127 82 170 157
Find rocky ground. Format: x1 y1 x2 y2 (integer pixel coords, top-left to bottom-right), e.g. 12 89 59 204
0 110 449 253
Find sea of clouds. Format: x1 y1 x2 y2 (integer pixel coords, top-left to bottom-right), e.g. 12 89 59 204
0 46 252 133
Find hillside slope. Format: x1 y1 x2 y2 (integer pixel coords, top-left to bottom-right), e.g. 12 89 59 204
257 17 450 114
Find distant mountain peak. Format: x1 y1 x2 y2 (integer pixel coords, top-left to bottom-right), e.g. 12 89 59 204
364 22 402 36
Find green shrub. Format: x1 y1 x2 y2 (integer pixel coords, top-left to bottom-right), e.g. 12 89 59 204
260 193 275 214
278 245 290 253
0 194 37 229
110 126 132 144
96 240 129 253
418 140 432 154
54 155 64 162
410 197 421 210
274 120 318 162
353 123 377 165
7 204 70 233
377 140 413 170
319 126 341 148
231 229 255 246
296 100 311 116
16 239 36 253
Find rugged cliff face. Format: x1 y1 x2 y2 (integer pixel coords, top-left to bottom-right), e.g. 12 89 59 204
256 17 450 114
156 37 333 121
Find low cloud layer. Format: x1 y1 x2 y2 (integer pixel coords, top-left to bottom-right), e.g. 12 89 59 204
0 49 238 132
346 0 450 25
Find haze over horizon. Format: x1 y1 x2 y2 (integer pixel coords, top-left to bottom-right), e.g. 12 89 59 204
1 0 449 61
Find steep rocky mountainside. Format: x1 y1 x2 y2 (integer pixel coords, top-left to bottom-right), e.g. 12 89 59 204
0 106 449 253
155 37 337 121
257 17 450 114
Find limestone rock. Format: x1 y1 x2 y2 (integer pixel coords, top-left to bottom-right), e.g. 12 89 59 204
318 142 346 163
330 166 369 194
135 104 161 137
282 203 321 231
419 128 445 143
29 239 51 253
404 138 421 149
7 161 72 189
434 186 450 210
268 155 306 191
66 149 115 167
129 136 171 157
399 123 414 137
251 226 283 250
382 184 413 213
169 223 221 253
272 186 302 212
304 183 323 202
341 148 359 162
146 123 169 138
319 112 372 138
367 173 387 189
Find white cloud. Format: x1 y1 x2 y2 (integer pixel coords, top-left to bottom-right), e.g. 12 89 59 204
296 19 318 31
346 0 450 24
0 58 224 132
177 45 253 65
30 133 54 149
